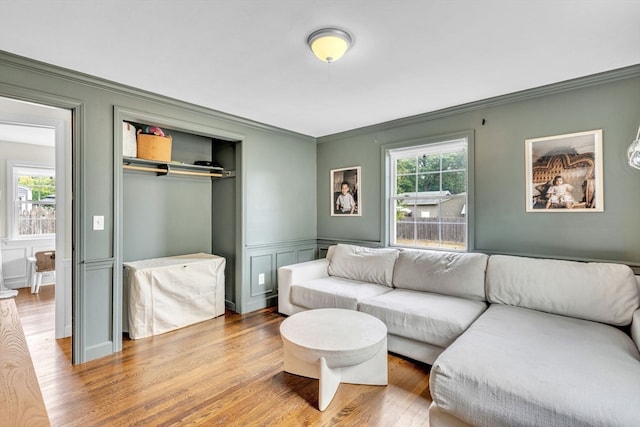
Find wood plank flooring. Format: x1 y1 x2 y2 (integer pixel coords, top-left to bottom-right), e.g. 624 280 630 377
14 286 433 426
0 297 50 426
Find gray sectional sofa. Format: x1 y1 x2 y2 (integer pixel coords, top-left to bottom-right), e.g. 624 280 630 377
277 244 640 427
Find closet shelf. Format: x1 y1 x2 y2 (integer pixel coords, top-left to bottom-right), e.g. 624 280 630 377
122 157 233 178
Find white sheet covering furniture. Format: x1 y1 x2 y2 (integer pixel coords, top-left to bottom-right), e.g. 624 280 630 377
124 253 225 339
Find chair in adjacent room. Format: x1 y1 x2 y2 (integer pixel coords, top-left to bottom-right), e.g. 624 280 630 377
32 250 55 294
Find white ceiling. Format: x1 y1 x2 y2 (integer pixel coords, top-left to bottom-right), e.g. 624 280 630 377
1 0 639 137
0 123 56 146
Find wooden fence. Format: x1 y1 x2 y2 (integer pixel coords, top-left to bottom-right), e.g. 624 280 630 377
396 216 465 246
18 206 56 235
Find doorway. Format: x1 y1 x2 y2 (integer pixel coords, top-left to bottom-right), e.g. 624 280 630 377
0 96 72 339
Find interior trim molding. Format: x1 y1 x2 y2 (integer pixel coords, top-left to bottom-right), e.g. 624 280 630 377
245 238 318 250
318 64 640 143
316 238 383 248
81 257 115 268
0 50 316 142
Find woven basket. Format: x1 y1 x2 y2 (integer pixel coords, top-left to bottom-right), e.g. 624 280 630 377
137 133 172 162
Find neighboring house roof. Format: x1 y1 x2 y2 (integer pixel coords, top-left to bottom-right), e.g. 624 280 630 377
40 195 56 204
398 192 467 216
398 191 456 206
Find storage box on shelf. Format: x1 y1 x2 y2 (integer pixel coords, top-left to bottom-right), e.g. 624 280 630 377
121 120 233 179
123 121 137 157
136 133 172 162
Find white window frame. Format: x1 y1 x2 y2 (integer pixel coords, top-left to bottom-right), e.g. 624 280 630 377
6 160 56 240
383 131 474 251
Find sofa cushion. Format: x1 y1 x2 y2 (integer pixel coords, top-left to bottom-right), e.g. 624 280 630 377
290 276 392 311
633 310 640 355
487 255 639 326
327 244 399 287
325 245 336 261
358 289 487 348
430 304 640 427
393 249 488 301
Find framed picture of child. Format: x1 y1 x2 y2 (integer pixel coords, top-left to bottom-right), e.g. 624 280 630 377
525 129 603 212
331 166 361 216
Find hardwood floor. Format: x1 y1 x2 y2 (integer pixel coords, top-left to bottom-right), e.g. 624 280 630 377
0 296 49 426
15 286 433 426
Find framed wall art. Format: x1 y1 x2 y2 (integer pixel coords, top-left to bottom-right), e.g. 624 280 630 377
525 129 603 212
331 166 361 216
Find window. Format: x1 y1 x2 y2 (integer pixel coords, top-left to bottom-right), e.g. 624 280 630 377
388 136 469 250
8 163 56 239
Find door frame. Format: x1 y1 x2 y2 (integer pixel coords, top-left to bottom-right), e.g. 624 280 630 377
0 83 84 363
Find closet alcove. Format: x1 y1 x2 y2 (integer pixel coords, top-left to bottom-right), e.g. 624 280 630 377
115 107 242 329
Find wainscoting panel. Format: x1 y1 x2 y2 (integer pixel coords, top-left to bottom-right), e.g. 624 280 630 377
250 254 274 297
243 240 317 313
297 248 315 263
0 238 56 288
80 259 116 362
318 247 330 259
275 251 296 270
1 246 27 284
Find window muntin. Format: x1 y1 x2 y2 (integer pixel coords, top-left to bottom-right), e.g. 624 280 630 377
390 138 468 250
10 165 56 239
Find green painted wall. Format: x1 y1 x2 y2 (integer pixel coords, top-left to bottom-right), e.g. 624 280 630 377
212 140 239 309
3 48 638 364
317 70 640 268
0 51 316 362
123 174 213 261
123 129 215 262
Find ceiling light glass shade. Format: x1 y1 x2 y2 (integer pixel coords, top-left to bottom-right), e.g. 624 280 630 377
307 28 352 63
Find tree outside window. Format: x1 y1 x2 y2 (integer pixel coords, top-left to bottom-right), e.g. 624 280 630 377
11 165 56 238
390 138 468 250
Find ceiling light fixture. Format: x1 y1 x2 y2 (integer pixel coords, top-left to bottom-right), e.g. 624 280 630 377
307 28 352 63
628 125 640 170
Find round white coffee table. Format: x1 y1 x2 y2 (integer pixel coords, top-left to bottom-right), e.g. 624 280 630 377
280 308 388 411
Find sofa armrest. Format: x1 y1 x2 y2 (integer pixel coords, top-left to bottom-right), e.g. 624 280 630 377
632 309 640 354
277 259 330 315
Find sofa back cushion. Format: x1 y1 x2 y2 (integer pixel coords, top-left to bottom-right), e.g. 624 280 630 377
392 249 489 301
487 255 640 326
326 245 336 261
327 244 399 287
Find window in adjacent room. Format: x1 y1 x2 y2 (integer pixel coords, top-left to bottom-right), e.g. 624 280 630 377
387 135 470 251
8 163 56 239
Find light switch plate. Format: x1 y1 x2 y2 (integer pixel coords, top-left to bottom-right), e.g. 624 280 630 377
93 215 105 231
258 273 265 285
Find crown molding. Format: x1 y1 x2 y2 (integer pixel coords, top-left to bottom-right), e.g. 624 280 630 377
0 50 316 142
318 64 640 143
2 50 637 145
